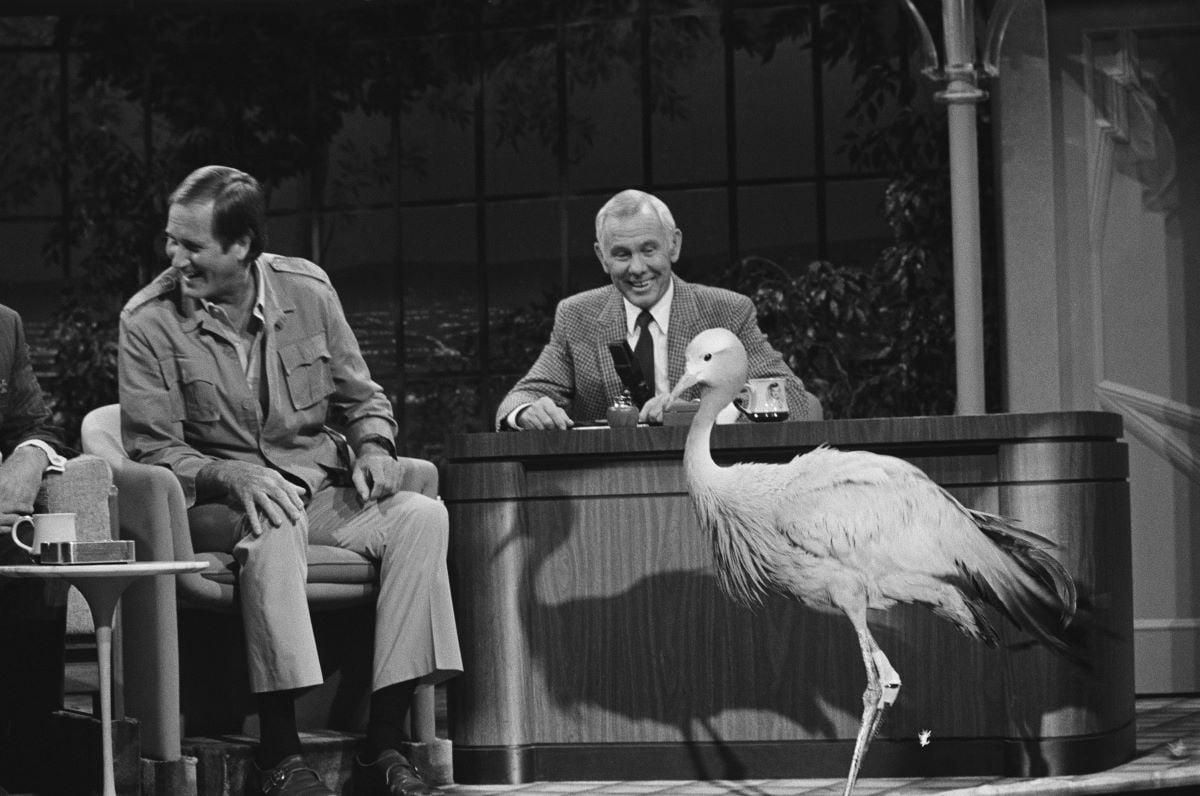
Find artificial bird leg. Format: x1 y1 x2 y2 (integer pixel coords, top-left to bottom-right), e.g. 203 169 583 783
842 622 884 796
872 647 902 708
861 648 901 752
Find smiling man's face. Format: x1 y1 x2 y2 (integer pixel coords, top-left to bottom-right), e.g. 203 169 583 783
163 201 252 308
594 206 681 311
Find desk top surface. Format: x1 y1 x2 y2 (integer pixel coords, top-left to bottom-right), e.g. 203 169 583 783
0 561 208 579
447 410 1124 463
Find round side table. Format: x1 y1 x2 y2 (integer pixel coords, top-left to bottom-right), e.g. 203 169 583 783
0 560 208 796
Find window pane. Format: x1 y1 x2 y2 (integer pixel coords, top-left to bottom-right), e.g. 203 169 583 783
565 19 642 192
65 54 145 237
820 51 862 176
271 176 306 213
401 376 485 463
0 220 62 289
401 204 478 374
825 178 890 266
0 219 64 381
486 197 561 314
400 36 478 203
0 17 57 46
329 110 394 208
655 187 728 283
733 9 815 180
650 14 727 185
266 212 309 261
483 27 560 196
0 53 62 216
737 183 819 270
651 0 723 13
323 206 400 388
566 194 612 296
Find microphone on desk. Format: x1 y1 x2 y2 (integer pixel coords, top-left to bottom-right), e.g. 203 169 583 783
609 341 654 408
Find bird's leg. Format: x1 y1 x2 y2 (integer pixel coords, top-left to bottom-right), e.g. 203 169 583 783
865 647 901 737
841 616 902 796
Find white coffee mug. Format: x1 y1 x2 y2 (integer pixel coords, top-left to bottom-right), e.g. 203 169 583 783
10 512 77 556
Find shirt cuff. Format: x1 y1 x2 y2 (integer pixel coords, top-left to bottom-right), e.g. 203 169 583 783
502 403 531 431
14 439 66 474
357 434 397 458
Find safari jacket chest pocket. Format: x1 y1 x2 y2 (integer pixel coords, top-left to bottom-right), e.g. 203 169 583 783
171 359 221 423
279 334 334 410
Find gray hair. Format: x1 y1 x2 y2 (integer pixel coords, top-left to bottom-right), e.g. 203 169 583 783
594 189 677 244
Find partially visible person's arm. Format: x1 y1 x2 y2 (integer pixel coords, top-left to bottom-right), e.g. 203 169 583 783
0 310 65 528
494 303 577 430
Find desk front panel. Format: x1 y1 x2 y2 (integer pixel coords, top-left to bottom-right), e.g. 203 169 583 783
444 415 1134 782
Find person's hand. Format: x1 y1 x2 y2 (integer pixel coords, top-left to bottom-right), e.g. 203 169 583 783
202 460 305 537
639 393 674 425
352 449 405 504
0 445 49 530
516 397 574 430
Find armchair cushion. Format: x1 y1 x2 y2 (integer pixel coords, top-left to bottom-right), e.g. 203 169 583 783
196 548 379 587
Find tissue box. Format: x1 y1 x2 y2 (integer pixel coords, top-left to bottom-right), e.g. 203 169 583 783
662 400 699 426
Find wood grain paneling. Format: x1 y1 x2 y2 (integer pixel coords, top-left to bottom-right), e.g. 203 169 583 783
444 412 1135 783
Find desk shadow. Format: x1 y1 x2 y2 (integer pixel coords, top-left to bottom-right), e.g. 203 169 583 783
500 492 869 781
493 483 1111 782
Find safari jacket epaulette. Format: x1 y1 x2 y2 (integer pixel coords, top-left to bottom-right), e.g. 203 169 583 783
263 254 332 285
121 268 181 318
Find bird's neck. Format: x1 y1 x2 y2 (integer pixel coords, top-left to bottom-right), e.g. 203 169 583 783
683 386 732 482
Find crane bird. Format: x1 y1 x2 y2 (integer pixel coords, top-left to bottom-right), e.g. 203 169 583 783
667 327 1087 796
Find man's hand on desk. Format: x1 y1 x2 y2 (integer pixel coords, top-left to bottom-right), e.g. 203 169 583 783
198 459 305 537
515 396 575 431
638 393 675 425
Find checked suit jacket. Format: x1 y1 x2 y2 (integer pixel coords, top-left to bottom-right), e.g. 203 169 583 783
494 276 820 428
0 304 61 457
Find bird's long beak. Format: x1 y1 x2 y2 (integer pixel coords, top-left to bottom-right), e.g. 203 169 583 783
668 369 698 403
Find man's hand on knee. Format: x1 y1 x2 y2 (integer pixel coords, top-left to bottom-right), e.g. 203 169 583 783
198 460 305 537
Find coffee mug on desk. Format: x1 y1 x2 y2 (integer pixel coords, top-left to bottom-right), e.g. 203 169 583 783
10 512 77 558
736 377 790 422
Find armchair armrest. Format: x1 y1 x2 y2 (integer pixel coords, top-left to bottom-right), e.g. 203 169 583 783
398 457 439 499
37 455 115 631
37 454 114 542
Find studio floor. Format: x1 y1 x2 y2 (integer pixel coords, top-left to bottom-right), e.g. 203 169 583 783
440 695 1200 796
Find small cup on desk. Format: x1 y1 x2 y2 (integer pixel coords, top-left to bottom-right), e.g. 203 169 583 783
10 512 77 561
736 378 790 422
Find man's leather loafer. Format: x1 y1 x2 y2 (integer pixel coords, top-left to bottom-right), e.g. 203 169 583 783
253 754 336 795
353 748 443 796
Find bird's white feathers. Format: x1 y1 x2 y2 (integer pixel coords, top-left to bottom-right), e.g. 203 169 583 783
675 326 1083 664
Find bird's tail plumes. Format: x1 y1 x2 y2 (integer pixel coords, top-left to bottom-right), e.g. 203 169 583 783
962 506 1090 669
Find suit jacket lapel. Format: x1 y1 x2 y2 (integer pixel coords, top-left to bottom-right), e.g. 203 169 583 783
667 277 700 388
594 289 631 405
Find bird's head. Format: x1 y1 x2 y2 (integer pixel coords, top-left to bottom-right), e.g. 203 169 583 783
668 327 749 404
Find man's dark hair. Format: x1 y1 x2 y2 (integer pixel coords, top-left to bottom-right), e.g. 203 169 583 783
169 165 267 263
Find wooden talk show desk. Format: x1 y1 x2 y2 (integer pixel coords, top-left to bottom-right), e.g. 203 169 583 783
442 412 1135 784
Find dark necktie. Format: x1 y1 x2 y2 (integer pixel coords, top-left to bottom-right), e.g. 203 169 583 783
634 310 655 402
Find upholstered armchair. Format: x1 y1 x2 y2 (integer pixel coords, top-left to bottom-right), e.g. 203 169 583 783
79 404 437 763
